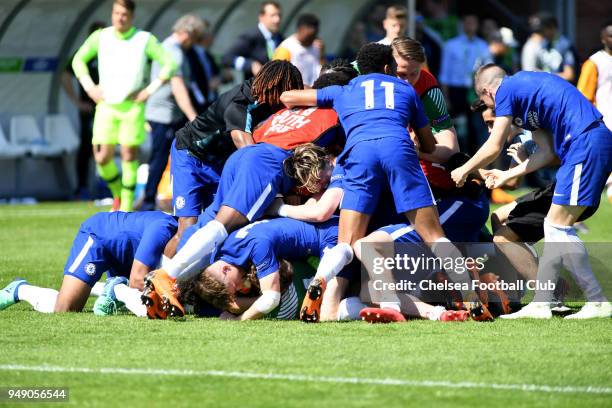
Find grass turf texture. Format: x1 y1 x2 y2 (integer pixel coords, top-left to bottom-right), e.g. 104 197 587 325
0 201 611 407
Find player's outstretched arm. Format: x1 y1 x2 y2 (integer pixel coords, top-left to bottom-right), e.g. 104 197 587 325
451 115 511 187
276 187 343 223
237 273 281 321
280 89 318 108
413 125 437 154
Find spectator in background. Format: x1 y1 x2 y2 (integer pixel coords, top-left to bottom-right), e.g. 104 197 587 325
340 21 367 61
364 4 386 43
273 14 323 87
578 21 612 204
141 15 203 211
423 0 458 42
415 13 443 77
377 5 407 46
521 13 545 71
222 1 283 80
536 14 578 83
72 0 176 212
186 19 221 113
62 21 105 199
577 21 612 129
439 14 491 155
482 19 519 74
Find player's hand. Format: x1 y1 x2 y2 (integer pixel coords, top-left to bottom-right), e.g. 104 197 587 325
484 169 510 189
451 166 468 187
86 86 104 104
507 143 527 164
133 89 150 103
251 60 263 76
219 311 239 321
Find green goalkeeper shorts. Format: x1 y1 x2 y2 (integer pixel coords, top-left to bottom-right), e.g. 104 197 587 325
92 100 145 146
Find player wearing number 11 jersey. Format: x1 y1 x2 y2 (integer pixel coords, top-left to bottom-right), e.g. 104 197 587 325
281 43 489 323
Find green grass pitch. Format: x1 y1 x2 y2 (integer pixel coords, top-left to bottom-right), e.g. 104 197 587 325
0 200 611 407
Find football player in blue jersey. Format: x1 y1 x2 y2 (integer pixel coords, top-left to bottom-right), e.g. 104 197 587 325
452 64 612 319
0 211 176 317
281 43 489 322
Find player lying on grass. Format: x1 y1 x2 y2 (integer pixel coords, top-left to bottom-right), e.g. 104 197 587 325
143 69 357 319
281 43 491 323
451 64 612 319
166 60 303 257
177 217 351 320
143 142 333 318
0 211 176 316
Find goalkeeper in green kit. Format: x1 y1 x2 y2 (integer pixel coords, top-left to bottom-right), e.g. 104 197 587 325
72 0 176 211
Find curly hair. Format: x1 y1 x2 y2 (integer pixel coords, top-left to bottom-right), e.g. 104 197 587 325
251 60 304 106
283 143 330 194
356 43 395 75
178 271 233 311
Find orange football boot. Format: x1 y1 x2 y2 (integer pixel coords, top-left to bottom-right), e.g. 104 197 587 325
110 197 121 212
299 277 327 323
141 285 168 320
359 307 407 323
491 188 515 204
143 270 185 318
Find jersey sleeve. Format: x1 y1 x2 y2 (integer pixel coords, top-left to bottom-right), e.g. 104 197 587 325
421 87 453 133
134 218 177 268
577 59 598 104
494 80 513 117
410 93 430 130
72 29 101 79
223 101 249 132
328 162 345 189
316 85 343 107
252 239 280 280
145 35 178 81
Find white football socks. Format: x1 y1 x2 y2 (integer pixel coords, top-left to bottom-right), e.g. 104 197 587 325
17 284 58 313
90 282 105 297
114 284 146 317
534 219 606 303
337 297 367 321
316 242 354 283
165 220 228 279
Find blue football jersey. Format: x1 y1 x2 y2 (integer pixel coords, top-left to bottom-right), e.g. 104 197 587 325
216 217 338 279
81 211 177 272
494 71 603 158
316 73 429 150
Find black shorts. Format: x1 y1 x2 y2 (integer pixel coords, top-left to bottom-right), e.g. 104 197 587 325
506 183 598 242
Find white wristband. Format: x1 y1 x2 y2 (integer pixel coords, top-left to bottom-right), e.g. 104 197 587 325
252 290 281 314
277 204 289 217
79 75 95 92
145 78 163 95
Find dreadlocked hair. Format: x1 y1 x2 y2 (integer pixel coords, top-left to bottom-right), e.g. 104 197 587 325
251 60 303 106
284 143 329 194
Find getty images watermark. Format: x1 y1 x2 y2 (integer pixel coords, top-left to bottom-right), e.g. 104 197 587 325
359 242 611 304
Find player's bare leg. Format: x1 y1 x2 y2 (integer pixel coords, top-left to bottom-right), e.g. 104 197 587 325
503 204 610 319
407 205 493 321
301 210 369 323
163 216 197 258
54 275 92 312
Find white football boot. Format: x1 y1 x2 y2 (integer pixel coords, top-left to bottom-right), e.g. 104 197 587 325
564 302 612 319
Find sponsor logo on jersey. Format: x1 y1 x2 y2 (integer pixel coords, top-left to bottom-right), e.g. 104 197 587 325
527 111 540 128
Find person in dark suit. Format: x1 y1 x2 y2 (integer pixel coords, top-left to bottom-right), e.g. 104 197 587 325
222 1 283 80
186 19 221 113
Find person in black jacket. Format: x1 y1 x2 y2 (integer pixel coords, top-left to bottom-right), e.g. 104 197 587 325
222 1 283 80
164 60 303 257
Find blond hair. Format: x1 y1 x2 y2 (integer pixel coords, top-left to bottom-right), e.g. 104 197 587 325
284 144 329 194
391 36 426 63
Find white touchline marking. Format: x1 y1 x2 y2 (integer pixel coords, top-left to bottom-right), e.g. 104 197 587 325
0 364 610 395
